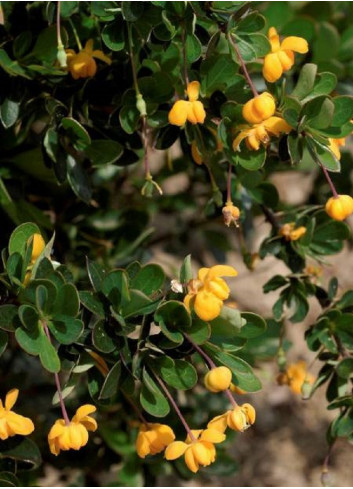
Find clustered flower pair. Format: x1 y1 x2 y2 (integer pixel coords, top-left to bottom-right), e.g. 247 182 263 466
0 389 97 455
277 361 315 396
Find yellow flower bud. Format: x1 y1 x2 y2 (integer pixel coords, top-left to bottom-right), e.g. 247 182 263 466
57 43 67 68
136 93 147 117
204 366 232 393
279 223 306 241
28 233 45 263
242 92 276 124
325 195 353 221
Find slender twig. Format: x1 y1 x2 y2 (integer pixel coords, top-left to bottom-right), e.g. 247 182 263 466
56 1 62 48
127 23 140 95
43 322 70 425
154 373 196 441
227 33 258 97
123 393 149 425
141 117 150 178
224 388 238 408
68 18 82 50
181 26 189 86
184 334 216 369
226 163 232 204
321 165 339 198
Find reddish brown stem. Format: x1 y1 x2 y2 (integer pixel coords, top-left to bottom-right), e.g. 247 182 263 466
227 33 258 97
321 165 339 198
43 322 70 426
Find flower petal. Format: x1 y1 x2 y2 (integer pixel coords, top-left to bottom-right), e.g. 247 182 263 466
263 116 292 136
92 49 112 65
263 53 283 83
184 446 199 473
73 404 96 422
200 428 226 444
187 81 200 102
277 50 294 71
268 27 281 52
207 265 238 279
83 39 94 54
165 441 188 460
5 389 19 411
194 290 222 321
5 412 34 436
207 413 228 433
168 100 189 126
280 36 308 54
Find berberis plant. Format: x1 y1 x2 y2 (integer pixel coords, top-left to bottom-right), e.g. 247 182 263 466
0 1 353 486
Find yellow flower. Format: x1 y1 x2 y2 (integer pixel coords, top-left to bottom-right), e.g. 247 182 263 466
278 361 315 395
169 81 206 126
263 27 309 83
279 222 307 241
208 403 256 433
165 428 225 473
325 194 353 221
0 389 34 440
48 405 97 456
204 366 232 393
242 92 276 124
66 40 112 79
329 138 346 160
233 116 291 151
184 265 237 321
136 423 175 458
222 202 240 227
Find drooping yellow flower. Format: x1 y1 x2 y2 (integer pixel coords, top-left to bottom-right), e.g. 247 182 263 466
165 428 225 473
136 423 175 458
263 27 309 83
48 405 97 456
0 389 34 440
222 202 240 227
184 265 237 321
207 403 256 433
329 138 346 160
169 81 206 126
66 40 112 79
277 361 315 395
233 116 291 151
204 366 232 393
242 92 276 124
325 195 353 221
279 222 307 241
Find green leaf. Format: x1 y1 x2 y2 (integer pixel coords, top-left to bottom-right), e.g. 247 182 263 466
307 137 340 172
91 1 116 20
102 19 125 51
130 264 165 296
200 54 238 96
157 358 197 390
60 1 79 17
102 269 130 308
79 291 105 317
302 72 337 103
0 472 19 487
331 96 353 126
303 96 334 130
0 438 42 471
0 99 20 129
336 358 353 379
61 118 91 151
140 368 170 417
0 304 17 331
99 361 121 399
30 25 68 63
180 254 192 283
0 49 30 79
48 316 83 344
67 155 92 204
211 306 244 337
121 2 144 21
85 140 123 167
239 313 266 338
51 283 80 317
155 300 191 338
92 320 115 353
185 35 202 63
187 318 210 345
8 222 40 257
237 12 266 33
291 63 317 99
18 305 39 330
16 322 60 372
0 331 8 357
206 349 262 392
87 258 106 292
39 332 61 373
236 146 266 171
